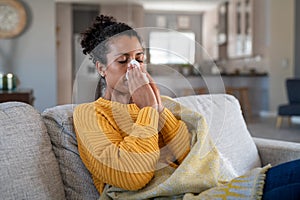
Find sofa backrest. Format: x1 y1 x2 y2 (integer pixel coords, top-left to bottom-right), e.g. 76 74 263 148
0 102 65 200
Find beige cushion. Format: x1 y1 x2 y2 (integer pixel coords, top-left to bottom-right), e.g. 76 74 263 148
174 94 262 176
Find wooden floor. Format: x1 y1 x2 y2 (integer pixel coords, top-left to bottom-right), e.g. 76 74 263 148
247 116 300 143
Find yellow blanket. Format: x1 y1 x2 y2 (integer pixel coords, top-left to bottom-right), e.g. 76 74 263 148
100 96 270 200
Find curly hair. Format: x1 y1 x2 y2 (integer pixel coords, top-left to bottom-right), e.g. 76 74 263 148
80 15 143 99
80 15 142 65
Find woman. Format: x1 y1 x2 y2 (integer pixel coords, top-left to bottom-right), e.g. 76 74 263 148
73 15 191 194
73 15 300 199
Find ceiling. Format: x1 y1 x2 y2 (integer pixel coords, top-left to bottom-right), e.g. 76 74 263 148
55 0 227 12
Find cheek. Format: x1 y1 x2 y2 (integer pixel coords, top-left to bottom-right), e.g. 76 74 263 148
105 68 126 87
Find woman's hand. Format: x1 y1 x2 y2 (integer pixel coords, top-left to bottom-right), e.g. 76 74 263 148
146 73 164 113
127 67 158 110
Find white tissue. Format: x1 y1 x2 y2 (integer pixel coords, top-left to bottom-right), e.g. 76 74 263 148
126 60 140 80
130 59 140 68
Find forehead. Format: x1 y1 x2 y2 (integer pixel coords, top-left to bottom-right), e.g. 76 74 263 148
108 35 143 56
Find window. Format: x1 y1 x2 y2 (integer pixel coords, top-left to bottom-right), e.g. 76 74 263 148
149 31 195 64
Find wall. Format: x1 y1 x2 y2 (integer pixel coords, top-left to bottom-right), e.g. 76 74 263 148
268 0 295 113
0 0 56 112
101 3 144 28
56 3 73 105
202 7 218 60
295 0 300 78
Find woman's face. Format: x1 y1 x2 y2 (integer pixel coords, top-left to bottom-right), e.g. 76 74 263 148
101 35 144 95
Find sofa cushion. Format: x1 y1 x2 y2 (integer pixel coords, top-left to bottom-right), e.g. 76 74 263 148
0 102 65 200
42 104 99 200
174 94 262 176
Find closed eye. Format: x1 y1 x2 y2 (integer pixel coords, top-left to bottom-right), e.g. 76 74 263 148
118 59 144 64
116 52 145 64
118 60 127 64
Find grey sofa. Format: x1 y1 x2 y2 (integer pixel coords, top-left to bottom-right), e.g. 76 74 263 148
1 94 300 200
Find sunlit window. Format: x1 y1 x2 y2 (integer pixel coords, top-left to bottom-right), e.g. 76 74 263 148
149 31 195 64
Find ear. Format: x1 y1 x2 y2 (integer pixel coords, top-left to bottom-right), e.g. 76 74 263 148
96 61 106 77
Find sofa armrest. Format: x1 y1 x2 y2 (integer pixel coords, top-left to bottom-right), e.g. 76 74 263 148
253 137 300 167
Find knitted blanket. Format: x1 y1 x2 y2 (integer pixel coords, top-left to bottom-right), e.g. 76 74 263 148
99 96 270 200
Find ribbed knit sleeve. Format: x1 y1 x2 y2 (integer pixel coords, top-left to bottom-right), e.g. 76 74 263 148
158 108 190 164
73 101 160 194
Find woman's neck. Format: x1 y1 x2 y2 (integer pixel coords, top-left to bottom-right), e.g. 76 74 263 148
103 89 132 104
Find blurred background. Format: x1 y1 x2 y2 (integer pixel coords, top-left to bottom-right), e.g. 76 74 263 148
0 0 299 140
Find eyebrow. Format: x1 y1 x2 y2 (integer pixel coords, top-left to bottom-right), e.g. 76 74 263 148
114 51 144 57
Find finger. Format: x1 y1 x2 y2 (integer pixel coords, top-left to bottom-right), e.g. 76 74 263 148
128 68 149 94
146 73 155 83
140 63 147 73
132 67 149 84
131 85 158 110
149 82 160 101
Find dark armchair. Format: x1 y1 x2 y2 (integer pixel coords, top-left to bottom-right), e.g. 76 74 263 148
276 78 300 128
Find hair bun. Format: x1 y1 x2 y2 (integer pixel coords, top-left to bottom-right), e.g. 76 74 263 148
95 15 116 29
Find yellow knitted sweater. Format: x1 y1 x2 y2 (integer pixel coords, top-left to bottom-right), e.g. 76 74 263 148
73 97 191 194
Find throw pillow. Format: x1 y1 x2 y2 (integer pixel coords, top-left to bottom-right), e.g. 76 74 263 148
42 104 99 200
